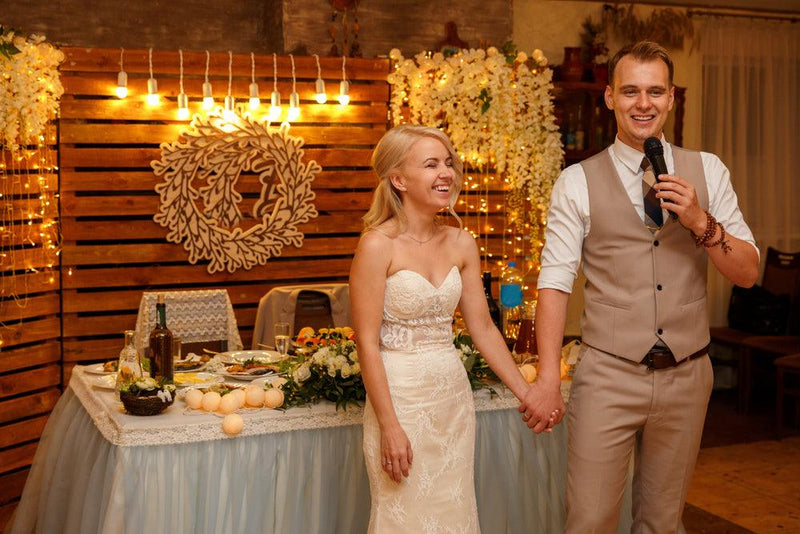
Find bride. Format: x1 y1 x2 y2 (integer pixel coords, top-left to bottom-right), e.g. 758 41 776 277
350 125 564 532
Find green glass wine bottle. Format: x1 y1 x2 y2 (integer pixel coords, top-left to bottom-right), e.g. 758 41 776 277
149 295 173 381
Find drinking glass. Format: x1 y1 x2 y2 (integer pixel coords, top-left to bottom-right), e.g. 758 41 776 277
274 322 291 359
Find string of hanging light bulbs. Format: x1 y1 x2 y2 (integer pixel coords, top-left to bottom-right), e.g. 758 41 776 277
115 50 351 122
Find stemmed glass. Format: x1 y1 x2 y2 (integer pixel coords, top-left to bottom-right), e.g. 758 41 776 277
274 322 291 360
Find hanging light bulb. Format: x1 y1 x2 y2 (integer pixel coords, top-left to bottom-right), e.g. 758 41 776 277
116 48 128 99
268 53 282 122
223 51 236 121
249 52 260 110
338 55 350 106
177 49 190 120
287 54 300 122
146 48 159 106
314 54 326 104
202 50 214 110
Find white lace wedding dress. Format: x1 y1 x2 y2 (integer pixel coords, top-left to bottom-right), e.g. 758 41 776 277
362 266 480 533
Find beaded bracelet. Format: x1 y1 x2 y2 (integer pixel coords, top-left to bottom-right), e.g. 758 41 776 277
691 211 717 247
704 221 733 253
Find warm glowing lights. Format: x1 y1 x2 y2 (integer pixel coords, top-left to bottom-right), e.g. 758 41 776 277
146 48 159 106
314 54 327 104
116 48 128 99
338 56 350 106
177 49 190 120
202 51 214 110
249 52 260 110
268 53 281 122
287 54 300 122
223 51 236 122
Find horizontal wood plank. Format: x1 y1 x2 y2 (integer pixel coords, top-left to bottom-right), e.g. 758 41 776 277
59 122 385 146
0 389 61 425
0 342 61 374
0 365 61 399
60 169 378 192
0 469 29 505
0 317 61 349
0 294 60 323
61 258 353 289
0 415 48 449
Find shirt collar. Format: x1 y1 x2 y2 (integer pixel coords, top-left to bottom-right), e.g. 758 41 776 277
611 135 672 175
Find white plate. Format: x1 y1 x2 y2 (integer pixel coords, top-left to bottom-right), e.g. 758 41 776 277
93 374 117 390
173 372 224 388
221 350 282 363
220 369 275 381
173 361 207 373
85 363 117 375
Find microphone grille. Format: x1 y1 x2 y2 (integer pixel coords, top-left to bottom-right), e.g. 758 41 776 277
644 137 663 156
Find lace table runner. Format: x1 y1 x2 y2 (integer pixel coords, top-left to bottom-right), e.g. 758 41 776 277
71 367 572 447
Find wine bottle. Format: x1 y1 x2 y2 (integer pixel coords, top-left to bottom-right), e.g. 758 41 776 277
482 271 502 331
149 295 173 381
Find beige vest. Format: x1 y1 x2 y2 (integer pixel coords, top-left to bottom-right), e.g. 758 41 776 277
580 147 710 362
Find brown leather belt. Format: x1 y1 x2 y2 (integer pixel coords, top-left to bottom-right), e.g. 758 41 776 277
640 343 710 370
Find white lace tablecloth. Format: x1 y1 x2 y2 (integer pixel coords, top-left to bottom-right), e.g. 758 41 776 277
71 366 565 447
8 370 631 534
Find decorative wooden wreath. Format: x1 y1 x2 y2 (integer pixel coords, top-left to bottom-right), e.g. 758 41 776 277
151 114 320 274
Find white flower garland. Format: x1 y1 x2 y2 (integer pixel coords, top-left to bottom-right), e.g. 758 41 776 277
387 46 563 212
0 29 64 150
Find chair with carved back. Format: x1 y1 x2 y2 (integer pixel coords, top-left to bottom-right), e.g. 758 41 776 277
134 289 244 356
723 247 800 412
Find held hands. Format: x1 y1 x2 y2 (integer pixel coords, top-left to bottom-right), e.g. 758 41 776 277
518 377 565 434
653 174 707 234
381 422 414 483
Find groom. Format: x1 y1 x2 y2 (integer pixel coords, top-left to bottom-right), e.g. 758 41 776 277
523 41 759 532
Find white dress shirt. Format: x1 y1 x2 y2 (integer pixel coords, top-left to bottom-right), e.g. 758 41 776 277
538 137 758 293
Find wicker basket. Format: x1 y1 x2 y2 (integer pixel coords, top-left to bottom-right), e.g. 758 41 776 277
120 390 174 416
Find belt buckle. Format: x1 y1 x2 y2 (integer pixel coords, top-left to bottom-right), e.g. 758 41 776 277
642 352 655 371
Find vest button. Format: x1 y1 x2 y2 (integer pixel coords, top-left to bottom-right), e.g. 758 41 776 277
654 240 660 246
657 284 663 291
657 328 664 334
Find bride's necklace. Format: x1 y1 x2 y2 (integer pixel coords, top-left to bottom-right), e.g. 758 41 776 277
404 226 438 245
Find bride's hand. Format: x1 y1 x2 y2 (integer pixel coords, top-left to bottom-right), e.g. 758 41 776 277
381 422 414 483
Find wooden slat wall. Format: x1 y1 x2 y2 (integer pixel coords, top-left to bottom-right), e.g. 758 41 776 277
57 48 391 377
0 148 62 522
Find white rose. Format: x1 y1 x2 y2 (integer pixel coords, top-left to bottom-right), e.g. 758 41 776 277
341 363 352 378
293 363 311 383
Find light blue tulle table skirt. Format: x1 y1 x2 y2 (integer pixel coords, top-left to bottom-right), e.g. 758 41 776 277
7 386 635 533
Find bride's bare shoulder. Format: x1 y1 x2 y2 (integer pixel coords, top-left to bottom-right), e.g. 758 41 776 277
358 223 398 253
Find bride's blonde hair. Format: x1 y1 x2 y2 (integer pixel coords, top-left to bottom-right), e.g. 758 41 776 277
362 125 463 232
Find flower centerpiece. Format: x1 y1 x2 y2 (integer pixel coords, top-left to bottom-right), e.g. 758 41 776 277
454 331 500 394
119 376 177 416
280 327 364 410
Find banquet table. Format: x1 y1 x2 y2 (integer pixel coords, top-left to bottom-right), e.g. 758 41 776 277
7 368 635 534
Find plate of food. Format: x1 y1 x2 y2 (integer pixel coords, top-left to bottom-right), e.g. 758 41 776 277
221 360 281 381
172 372 224 388
93 374 117 390
85 361 119 375
221 350 282 363
173 354 211 373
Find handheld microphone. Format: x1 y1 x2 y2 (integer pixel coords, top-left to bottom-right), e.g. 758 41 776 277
643 137 677 220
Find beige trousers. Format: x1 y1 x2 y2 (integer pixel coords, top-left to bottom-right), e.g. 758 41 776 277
566 344 713 534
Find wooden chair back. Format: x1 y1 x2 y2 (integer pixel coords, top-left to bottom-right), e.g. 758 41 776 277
293 290 334 335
